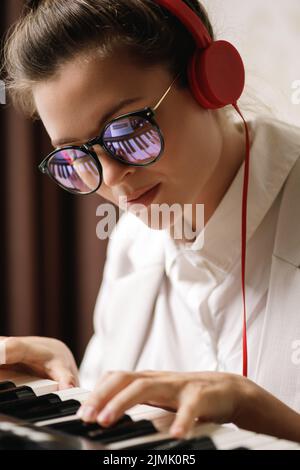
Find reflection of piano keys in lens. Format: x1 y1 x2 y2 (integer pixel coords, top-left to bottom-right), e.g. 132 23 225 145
50 157 99 193
104 118 161 163
72 157 100 192
50 162 77 190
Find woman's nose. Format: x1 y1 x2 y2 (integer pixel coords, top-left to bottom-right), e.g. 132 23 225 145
94 145 136 187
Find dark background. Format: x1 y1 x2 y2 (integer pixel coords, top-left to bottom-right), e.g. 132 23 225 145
0 0 108 364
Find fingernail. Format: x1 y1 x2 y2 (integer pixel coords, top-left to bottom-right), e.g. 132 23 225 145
59 383 74 391
98 406 114 425
77 405 97 422
170 425 185 438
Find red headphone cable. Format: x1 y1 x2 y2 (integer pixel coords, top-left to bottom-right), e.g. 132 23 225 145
233 103 251 378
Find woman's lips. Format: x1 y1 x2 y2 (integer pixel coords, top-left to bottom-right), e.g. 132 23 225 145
125 183 161 207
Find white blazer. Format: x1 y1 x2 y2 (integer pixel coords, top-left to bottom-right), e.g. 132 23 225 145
80 117 300 412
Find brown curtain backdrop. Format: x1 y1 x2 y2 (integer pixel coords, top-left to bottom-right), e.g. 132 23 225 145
0 0 108 364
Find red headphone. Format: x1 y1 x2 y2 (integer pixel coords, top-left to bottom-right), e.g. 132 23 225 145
155 0 251 377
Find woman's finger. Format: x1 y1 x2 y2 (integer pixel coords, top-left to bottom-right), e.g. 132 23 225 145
0 338 7 365
0 337 79 390
47 363 79 389
169 385 205 438
96 378 167 427
77 371 136 422
0 337 26 365
170 384 235 438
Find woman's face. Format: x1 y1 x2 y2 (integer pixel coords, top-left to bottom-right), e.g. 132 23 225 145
33 51 236 229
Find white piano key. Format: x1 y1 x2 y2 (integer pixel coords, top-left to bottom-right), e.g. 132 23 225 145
54 387 90 403
25 379 60 396
145 131 157 144
217 433 275 450
87 161 98 176
140 133 160 154
255 439 300 450
126 404 172 420
135 136 147 150
240 433 279 449
0 373 59 395
121 140 133 155
35 414 80 427
119 141 129 156
128 139 150 161
212 428 264 449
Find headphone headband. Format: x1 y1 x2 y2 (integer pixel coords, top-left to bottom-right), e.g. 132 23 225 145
154 0 245 109
155 0 211 48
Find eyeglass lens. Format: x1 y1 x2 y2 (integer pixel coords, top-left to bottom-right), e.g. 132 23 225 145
47 148 101 194
103 114 162 164
46 114 163 194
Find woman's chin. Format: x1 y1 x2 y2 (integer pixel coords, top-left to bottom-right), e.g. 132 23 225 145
132 204 179 231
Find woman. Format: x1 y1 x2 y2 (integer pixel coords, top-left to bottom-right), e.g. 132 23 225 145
1 0 300 442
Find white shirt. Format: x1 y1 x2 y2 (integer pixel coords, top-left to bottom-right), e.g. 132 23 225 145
80 116 300 410
135 118 285 377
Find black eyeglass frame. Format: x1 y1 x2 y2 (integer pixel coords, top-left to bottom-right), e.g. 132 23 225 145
38 74 180 195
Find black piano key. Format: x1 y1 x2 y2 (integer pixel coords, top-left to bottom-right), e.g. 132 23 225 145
153 436 217 451
48 419 101 435
57 164 63 178
232 447 250 450
88 419 157 444
145 131 157 144
186 436 217 450
0 393 61 416
0 433 43 451
139 135 151 149
135 137 146 150
48 414 132 436
21 399 80 423
0 381 16 391
127 140 136 153
122 141 133 154
0 386 35 404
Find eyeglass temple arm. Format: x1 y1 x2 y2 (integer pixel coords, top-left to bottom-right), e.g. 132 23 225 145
152 73 181 111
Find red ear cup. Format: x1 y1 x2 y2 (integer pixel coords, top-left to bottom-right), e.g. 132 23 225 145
188 40 245 109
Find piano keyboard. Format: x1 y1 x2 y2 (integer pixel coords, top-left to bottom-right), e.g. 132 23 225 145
0 369 299 451
105 126 161 163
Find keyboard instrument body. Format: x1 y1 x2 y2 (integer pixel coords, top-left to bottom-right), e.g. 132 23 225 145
0 370 299 451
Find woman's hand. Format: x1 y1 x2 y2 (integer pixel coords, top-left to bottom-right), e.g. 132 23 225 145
77 370 300 442
77 370 247 437
0 336 79 390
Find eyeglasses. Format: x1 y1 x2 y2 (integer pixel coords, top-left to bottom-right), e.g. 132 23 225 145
38 74 180 195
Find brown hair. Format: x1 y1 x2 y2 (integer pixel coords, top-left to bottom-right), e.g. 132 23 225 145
3 0 214 120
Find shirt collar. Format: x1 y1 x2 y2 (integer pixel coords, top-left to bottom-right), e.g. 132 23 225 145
164 117 300 274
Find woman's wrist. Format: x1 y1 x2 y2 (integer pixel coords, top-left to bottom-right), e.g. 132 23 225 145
233 377 300 443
